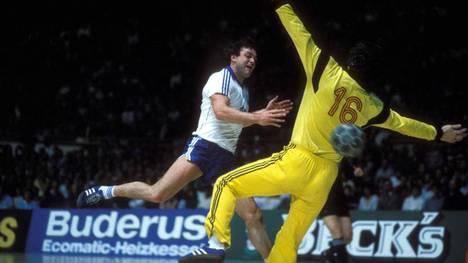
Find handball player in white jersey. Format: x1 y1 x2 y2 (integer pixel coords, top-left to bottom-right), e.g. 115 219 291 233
77 37 293 259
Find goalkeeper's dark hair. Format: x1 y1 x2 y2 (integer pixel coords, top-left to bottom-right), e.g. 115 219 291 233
346 41 386 94
224 36 257 63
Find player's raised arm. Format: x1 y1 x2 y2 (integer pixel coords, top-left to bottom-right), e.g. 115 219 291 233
274 2 321 76
372 109 467 143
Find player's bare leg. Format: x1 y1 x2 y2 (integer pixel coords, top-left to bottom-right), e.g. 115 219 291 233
339 216 352 244
77 157 202 207
114 157 202 202
323 215 352 263
323 215 343 240
236 197 272 260
323 215 352 243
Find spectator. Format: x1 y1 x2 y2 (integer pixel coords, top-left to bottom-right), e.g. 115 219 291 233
41 180 65 207
421 181 435 201
0 0 467 211
0 186 14 209
358 187 379 211
423 185 445 211
375 159 395 181
378 180 401 210
197 188 212 210
14 189 39 210
443 178 468 210
389 171 402 189
460 179 468 196
402 187 425 211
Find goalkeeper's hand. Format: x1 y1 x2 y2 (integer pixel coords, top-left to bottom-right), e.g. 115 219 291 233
440 124 467 143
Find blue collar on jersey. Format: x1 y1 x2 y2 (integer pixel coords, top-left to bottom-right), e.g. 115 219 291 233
226 65 243 86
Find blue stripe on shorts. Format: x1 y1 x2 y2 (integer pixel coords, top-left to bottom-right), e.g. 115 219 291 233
182 135 235 184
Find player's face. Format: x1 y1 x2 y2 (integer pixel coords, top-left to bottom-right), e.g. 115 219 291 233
232 47 257 79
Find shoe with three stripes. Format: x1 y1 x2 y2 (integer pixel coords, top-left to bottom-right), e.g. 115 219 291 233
76 186 105 207
178 247 225 263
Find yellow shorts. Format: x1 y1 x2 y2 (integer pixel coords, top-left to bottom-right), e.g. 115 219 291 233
205 143 339 263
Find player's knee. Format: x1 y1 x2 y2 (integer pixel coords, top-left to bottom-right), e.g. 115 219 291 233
147 189 170 203
324 222 342 238
239 204 263 226
147 193 162 203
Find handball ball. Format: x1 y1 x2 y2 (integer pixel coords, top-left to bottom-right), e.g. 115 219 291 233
331 124 365 158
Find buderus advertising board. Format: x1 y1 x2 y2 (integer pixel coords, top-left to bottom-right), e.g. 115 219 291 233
26 209 208 258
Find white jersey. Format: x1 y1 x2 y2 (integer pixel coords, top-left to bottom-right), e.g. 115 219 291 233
193 66 249 153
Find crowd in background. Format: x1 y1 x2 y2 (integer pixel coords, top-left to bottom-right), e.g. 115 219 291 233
1 0 467 211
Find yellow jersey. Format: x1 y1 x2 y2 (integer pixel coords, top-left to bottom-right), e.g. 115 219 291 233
276 4 438 163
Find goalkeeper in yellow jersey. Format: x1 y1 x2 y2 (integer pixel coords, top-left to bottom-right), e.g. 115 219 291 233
180 1 467 263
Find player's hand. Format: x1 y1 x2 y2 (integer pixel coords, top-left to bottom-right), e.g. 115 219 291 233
255 109 288 127
440 124 467 143
265 95 293 114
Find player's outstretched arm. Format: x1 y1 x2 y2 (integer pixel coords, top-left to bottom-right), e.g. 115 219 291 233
374 109 467 143
211 94 290 128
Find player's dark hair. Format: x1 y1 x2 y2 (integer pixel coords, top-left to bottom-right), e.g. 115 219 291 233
346 41 385 94
224 36 257 63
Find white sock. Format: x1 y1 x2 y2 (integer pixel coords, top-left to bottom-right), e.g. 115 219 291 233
208 235 225 250
98 186 115 199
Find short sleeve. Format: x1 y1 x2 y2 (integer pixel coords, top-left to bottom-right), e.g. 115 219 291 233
204 69 230 97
